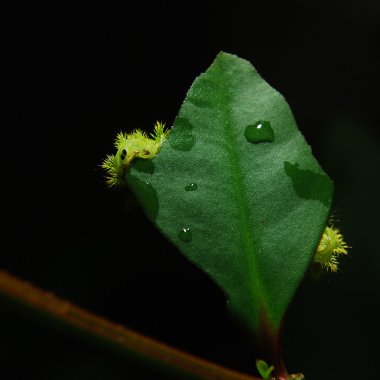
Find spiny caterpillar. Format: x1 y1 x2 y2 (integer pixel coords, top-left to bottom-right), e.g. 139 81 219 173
101 121 169 186
311 224 348 275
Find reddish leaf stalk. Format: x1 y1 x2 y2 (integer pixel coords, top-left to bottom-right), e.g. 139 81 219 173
0 270 260 380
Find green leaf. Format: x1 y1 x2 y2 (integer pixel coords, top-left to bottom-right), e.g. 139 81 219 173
126 52 332 346
256 359 274 380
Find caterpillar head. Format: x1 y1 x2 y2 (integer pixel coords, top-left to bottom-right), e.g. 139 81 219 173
310 224 349 277
101 121 168 187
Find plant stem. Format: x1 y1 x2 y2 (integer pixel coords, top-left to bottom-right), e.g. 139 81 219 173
0 270 261 380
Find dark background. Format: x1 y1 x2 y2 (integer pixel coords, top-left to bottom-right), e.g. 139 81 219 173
2 1 380 379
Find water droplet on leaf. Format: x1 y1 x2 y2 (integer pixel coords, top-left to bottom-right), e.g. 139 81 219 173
169 117 196 151
244 120 274 144
185 183 197 191
188 96 212 108
178 227 192 242
284 161 332 207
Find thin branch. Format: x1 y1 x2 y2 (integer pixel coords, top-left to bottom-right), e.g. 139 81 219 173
0 270 261 380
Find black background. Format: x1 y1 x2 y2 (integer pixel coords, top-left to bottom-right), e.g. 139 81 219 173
2 1 380 379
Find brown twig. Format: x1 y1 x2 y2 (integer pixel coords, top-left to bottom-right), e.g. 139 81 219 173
0 270 261 380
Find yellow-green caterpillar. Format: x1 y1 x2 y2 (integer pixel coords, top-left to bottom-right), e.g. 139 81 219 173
101 121 169 187
312 224 348 274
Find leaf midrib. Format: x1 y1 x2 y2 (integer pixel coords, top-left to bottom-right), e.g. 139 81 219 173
217 64 265 310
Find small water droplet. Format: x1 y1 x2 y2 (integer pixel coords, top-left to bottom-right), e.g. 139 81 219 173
244 120 274 144
178 227 192 242
185 183 197 191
